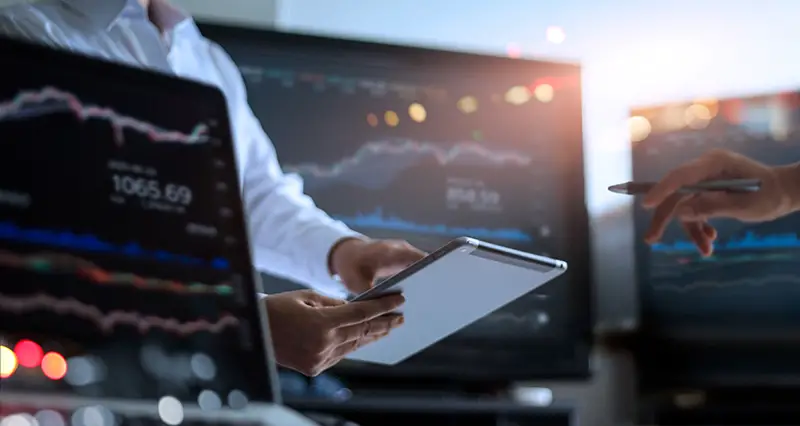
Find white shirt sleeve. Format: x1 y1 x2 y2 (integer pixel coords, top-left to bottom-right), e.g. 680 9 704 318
206 42 361 297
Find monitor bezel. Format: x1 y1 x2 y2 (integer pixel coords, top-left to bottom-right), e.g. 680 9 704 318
197 23 594 381
0 35 281 404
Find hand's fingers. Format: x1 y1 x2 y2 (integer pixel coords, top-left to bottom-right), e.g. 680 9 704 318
701 222 717 240
341 242 427 293
674 192 746 221
372 243 426 276
315 330 392 373
644 193 685 244
642 154 725 209
680 221 713 257
336 314 404 343
323 294 405 326
343 275 373 294
326 330 391 364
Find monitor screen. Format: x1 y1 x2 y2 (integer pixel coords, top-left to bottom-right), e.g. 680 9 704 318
0 38 277 404
631 92 800 386
200 24 592 380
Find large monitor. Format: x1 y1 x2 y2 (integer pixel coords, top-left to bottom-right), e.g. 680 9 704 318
199 24 592 381
0 37 280 406
631 92 800 388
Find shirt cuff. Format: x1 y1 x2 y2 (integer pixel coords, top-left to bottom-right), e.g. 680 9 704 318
251 221 362 298
307 223 363 297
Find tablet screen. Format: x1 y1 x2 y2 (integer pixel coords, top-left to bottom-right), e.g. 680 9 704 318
346 242 566 365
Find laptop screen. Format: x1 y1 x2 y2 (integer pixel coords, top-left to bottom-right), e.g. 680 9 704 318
0 37 278 406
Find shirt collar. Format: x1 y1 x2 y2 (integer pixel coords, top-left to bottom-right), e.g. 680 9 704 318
59 0 198 37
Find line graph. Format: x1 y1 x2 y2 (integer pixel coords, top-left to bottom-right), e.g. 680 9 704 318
651 252 800 277
0 293 240 335
652 274 800 294
0 250 234 295
0 222 230 269
0 86 210 145
283 139 533 190
333 208 533 242
651 232 800 253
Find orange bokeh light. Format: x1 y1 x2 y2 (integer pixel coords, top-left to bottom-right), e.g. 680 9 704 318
41 352 67 380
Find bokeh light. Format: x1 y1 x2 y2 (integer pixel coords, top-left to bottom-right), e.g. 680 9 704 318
504 86 531 105
628 116 652 142
457 96 478 114
158 396 184 426
0 345 18 378
533 84 554 103
384 110 399 127
41 352 67 380
0 413 36 426
684 104 712 129
545 26 566 44
34 410 65 426
366 113 379 127
14 339 43 368
408 103 427 122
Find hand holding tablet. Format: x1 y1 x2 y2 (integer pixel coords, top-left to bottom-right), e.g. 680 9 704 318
346 237 568 365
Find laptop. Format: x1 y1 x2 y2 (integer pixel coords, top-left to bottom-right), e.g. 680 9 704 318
0 36 316 426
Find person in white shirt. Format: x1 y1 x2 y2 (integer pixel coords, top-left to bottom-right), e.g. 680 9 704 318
0 0 425 376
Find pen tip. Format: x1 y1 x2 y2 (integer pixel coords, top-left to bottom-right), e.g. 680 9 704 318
608 184 627 194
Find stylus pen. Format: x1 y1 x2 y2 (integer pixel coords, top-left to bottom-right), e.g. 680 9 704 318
608 178 762 195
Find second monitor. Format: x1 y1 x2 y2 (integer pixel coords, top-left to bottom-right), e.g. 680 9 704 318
200 24 592 381
632 92 800 388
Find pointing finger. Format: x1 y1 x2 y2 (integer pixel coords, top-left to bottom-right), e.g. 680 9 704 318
701 222 717 240
324 294 405 327
680 221 713 257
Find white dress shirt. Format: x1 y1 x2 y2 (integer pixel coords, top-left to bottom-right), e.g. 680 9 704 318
0 0 360 296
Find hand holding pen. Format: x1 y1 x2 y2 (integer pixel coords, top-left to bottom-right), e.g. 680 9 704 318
609 149 800 256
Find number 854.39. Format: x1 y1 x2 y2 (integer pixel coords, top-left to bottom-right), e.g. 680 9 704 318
111 174 193 206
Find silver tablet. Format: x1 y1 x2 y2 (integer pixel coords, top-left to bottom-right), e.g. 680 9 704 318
346 237 567 365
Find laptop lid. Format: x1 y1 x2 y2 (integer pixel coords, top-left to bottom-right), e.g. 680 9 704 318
0 36 280 409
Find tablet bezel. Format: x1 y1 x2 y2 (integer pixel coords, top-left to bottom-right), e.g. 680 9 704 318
351 237 568 302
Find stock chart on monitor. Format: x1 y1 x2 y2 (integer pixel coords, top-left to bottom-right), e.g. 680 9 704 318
632 92 800 341
202 25 591 379
0 40 273 404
